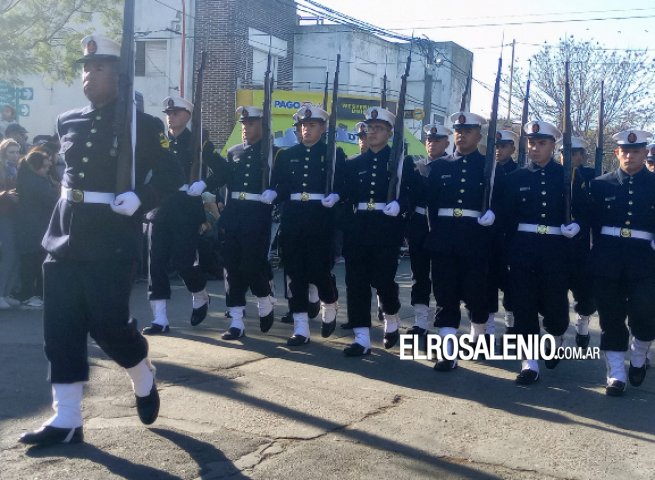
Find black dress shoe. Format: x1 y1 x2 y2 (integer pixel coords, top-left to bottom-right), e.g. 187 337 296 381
136 381 160 425
515 369 539 385
19 425 83 446
575 333 590 348
280 311 293 324
340 322 353 330
433 359 458 372
605 379 627 396
287 334 310 346
190 297 211 326
407 326 428 352
321 320 336 338
308 301 320 320
629 362 647 387
343 342 371 357
383 330 399 349
222 327 245 340
142 323 170 335
260 310 274 332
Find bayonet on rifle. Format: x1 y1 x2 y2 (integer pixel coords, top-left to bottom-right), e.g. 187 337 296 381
594 81 605 177
325 54 340 195
387 45 412 202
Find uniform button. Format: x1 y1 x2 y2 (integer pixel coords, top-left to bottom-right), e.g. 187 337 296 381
245 173 249 177
542 202 547 206
628 211 632 216
460 178 466 183
373 165 377 169
462 169 467 173
304 174 308 177
370 190 375 194
541 171 545 175
304 165 308 169
82 157 89 163
541 213 546 218
460 189 465 193
173 150 177 154
629 200 633 205
246 164 250 168
463 160 467 164
541 191 546 195
625 220 631 225
90 128 97 134
541 181 546 185
372 173 376 177
95 115 101 121
305 157 309 161
629 190 634 194
86 141 92 148
371 182 376 185
302 183 307 187
247 155 251 159
373 158 377 162
78 172 85 178
457 199 463 204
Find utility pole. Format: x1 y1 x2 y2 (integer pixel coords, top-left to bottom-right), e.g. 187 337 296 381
180 0 186 97
506 39 516 122
422 40 434 129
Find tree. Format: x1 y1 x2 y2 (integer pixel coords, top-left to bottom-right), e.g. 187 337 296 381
0 0 121 84
505 37 655 168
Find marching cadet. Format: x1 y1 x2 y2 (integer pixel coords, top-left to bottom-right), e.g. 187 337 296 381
406 124 451 339
341 107 413 356
646 142 655 172
486 130 519 335
557 136 596 348
424 112 496 371
189 106 276 339
500 120 586 385
141 96 214 335
589 130 655 396
19 35 184 446
267 105 344 346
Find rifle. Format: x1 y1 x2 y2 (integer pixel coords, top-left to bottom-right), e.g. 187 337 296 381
594 81 605 177
460 69 471 112
189 51 207 183
322 70 329 111
387 46 412 202
325 54 340 195
562 61 573 224
113 0 135 193
381 71 387 108
517 61 531 167
482 55 502 211
261 51 274 190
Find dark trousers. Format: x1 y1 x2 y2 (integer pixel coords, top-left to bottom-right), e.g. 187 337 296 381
569 250 596 316
344 243 401 328
510 262 569 337
148 220 206 300
18 251 46 300
43 256 148 383
595 275 655 351
407 214 431 306
431 252 487 328
223 226 271 307
486 237 512 313
281 230 337 313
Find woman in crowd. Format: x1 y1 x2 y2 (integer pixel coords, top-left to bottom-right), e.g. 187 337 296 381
0 139 21 309
14 148 59 308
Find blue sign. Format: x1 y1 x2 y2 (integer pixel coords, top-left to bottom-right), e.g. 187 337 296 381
18 104 30 117
18 88 33 101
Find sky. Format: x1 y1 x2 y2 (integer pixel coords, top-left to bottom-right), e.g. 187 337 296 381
305 0 655 120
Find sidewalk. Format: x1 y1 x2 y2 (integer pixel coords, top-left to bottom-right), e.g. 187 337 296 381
1 260 653 479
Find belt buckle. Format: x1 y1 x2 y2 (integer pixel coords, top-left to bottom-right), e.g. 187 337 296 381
367 201 375 211
71 189 84 203
453 208 463 217
620 227 632 238
238 192 246 200
536 224 548 235
301 192 310 202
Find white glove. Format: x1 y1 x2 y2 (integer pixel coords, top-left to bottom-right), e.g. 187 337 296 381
260 189 277 204
383 200 400 217
188 180 206 196
477 209 496 227
110 191 141 217
651 240 655 251
321 193 340 208
560 222 581 239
